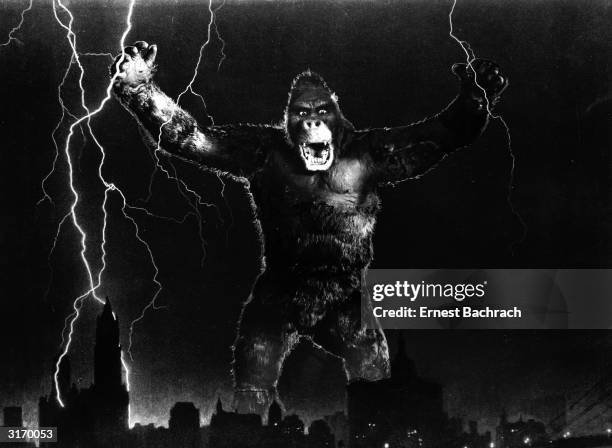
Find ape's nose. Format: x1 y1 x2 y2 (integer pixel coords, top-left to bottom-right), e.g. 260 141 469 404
303 120 322 130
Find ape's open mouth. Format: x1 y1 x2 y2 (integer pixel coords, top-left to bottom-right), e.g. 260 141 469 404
299 141 334 171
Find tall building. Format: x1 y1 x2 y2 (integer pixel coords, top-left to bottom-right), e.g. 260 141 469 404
92 298 130 436
268 400 282 428
39 298 129 448
2 407 23 427
3 407 36 448
309 419 335 447
497 409 509 448
347 336 446 448
459 421 492 448
324 411 349 446
94 298 123 389
209 398 263 448
169 402 202 448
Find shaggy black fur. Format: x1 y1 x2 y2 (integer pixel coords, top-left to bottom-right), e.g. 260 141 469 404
113 43 508 415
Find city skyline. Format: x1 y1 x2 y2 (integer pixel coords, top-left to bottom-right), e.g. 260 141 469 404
2 304 611 448
3 301 611 445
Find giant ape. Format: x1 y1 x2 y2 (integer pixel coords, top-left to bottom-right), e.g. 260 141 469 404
111 41 508 414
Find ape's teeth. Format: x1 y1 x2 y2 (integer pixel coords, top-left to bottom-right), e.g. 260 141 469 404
300 142 334 169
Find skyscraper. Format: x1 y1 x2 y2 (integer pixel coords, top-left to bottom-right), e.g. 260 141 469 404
92 298 129 436
169 402 202 448
347 335 446 448
39 298 129 448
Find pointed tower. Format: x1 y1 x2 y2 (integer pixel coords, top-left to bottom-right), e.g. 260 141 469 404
92 297 129 435
500 408 508 425
391 334 417 380
94 297 122 389
268 400 282 427
216 397 224 415
497 408 509 448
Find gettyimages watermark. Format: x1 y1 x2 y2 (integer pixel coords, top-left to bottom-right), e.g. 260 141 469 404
363 269 612 329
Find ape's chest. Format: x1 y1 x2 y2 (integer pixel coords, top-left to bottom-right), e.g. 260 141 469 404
324 158 371 194
268 153 372 203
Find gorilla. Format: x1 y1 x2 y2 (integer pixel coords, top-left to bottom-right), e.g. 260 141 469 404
111 41 508 414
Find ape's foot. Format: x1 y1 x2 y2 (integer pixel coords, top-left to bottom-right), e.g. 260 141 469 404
232 388 277 418
343 329 391 383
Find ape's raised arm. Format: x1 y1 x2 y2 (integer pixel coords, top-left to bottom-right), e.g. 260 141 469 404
112 42 280 178
362 59 508 185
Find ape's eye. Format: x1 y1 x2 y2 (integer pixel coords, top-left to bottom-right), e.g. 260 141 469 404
298 111 308 117
318 109 328 115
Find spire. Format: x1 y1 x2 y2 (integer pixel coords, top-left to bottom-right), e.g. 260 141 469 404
500 408 508 424
96 296 119 344
268 399 282 427
94 296 122 388
391 333 417 379
102 296 115 320
216 396 223 414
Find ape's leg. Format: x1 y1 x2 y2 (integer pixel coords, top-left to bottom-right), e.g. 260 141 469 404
232 274 298 416
312 287 390 382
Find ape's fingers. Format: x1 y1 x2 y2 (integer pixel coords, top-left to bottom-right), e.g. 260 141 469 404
145 44 157 66
110 42 157 88
451 63 473 82
473 59 499 76
134 40 149 50
495 76 509 94
110 53 131 76
118 54 133 70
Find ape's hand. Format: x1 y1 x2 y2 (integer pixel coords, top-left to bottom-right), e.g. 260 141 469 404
451 59 508 110
111 41 157 91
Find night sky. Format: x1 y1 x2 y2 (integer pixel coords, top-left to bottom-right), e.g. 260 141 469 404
1 0 611 436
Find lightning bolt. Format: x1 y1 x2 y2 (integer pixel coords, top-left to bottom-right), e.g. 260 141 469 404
41 7 226 403
213 0 227 72
138 0 225 261
46 0 231 410
42 0 229 415
38 53 80 206
49 0 146 411
120 350 132 426
448 0 527 252
210 0 235 242
175 0 216 123
127 0 230 356
0 0 33 48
